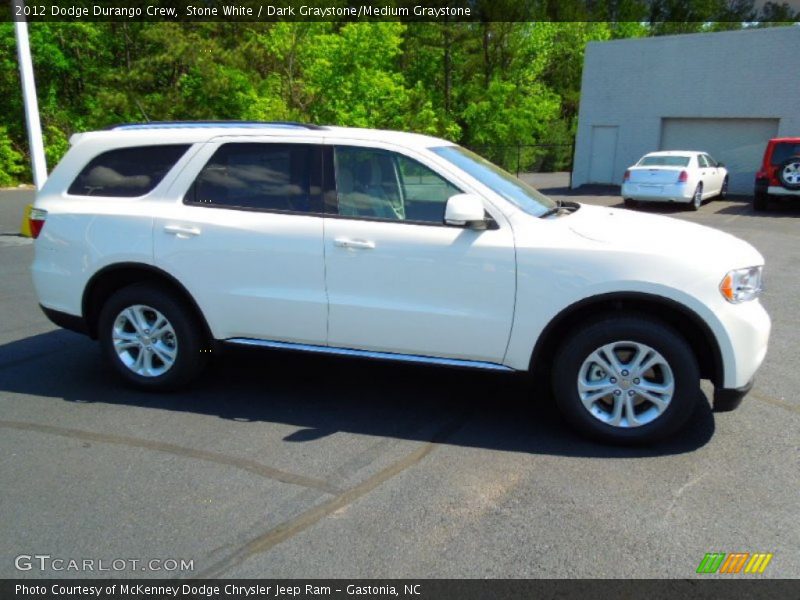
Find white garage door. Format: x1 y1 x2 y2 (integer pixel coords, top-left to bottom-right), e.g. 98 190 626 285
660 118 779 194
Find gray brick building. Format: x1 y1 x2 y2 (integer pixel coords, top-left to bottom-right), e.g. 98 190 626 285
571 26 800 194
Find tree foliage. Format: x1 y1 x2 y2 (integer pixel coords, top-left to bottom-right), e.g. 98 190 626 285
0 17 792 184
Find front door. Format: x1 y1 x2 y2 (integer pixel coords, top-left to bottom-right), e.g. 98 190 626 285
323 144 516 364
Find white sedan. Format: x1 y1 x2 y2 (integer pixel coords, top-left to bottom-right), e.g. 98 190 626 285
622 151 729 210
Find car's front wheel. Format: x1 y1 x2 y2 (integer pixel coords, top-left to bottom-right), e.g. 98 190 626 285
690 183 703 211
98 283 208 390
719 176 729 199
552 315 700 444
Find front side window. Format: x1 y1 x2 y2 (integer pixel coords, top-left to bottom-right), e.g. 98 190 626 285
704 154 718 167
697 155 709 168
334 147 461 223
185 143 320 213
68 145 190 197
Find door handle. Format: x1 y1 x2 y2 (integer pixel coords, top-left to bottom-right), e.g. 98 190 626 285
334 238 375 250
164 224 201 237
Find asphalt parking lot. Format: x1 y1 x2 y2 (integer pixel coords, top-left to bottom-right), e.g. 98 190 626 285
1 176 798 579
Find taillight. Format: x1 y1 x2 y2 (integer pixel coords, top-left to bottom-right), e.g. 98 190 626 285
623 170 630 182
678 170 688 183
29 208 47 239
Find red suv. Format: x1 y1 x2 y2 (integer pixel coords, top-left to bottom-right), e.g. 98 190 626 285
754 137 800 211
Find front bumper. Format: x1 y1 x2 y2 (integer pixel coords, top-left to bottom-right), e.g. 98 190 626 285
713 378 753 412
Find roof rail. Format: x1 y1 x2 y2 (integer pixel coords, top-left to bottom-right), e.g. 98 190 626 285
107 121 327 131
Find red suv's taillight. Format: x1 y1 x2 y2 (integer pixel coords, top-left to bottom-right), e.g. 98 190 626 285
29 208 47 239
678 170 688 183
623 169 630 182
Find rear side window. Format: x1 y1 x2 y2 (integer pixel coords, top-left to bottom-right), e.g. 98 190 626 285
185 143 321 213
68 145 190 197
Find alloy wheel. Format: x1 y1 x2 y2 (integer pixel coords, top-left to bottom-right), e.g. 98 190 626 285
576 341 675 428
112 304 178 377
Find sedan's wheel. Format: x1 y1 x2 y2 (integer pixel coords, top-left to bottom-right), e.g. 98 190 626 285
778 156 800 190
690 183 703 211
99 284 208 390
552 316 700 444
719 176 728 199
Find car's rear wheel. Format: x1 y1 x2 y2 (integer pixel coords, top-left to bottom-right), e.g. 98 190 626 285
98 283 208 390
753 190 768 212
690 183 703 211
552 315 700 444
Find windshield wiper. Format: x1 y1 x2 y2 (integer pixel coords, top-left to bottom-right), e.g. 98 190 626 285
539 199 580 219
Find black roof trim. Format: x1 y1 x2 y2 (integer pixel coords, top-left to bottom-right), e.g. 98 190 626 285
107 121 327 131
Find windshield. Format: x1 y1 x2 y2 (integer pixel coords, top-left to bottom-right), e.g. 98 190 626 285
637 155 690 167
430 145 557 217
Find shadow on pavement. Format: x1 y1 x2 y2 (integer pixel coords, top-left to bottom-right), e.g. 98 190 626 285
0 329 715 459
716 199 800 218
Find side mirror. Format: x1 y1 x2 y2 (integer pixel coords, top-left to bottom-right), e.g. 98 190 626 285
445 194 487 229
717 162 725 167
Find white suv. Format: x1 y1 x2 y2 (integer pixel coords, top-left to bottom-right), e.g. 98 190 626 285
30 122 770 444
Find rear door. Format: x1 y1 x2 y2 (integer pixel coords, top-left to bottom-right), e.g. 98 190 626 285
322 142 516 364
154 137 328 344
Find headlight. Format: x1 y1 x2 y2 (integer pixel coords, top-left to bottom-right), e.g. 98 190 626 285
720 266 763 303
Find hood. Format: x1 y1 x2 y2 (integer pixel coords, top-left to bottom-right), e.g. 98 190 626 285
564 203 763 269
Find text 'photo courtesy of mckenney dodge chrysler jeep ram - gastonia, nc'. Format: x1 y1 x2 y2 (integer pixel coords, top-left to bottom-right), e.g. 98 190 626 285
28 121 771 445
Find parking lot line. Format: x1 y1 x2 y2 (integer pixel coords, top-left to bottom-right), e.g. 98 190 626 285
196 414 469 578
750 391 799 415
0 419 341 495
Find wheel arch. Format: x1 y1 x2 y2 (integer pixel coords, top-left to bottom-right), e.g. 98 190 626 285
82 262 213 342
528 292 724 387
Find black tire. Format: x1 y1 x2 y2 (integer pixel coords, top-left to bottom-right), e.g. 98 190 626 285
719 176 729 199
753 191 768 212
551 315 700 445
623 198 638 208
777 156 800 190
98 283 208 390
689 183 703 211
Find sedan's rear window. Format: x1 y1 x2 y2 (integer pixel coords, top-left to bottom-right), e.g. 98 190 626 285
638 156 690 167
68 145 190 197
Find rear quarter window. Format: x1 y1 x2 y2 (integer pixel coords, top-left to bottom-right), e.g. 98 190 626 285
67 145 191 197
